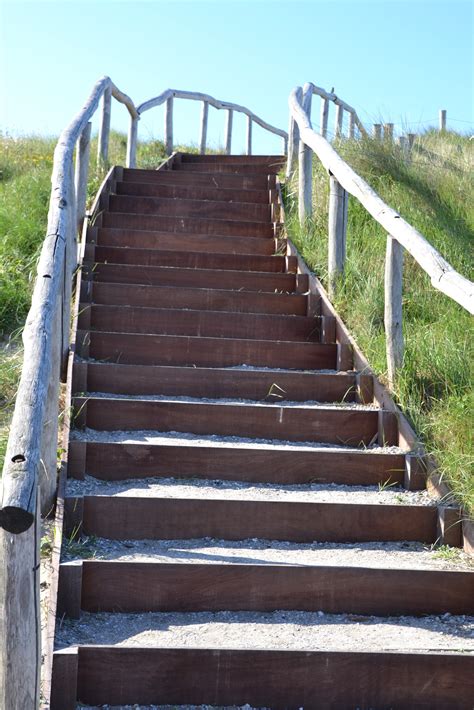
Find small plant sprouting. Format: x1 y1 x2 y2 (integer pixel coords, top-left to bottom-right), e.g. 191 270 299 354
378 478 398 493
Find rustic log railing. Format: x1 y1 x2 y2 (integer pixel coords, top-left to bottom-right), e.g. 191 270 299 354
137 89 288 157
287 82 473 385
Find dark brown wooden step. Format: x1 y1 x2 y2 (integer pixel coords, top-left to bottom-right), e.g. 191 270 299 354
116 180 271 204
50 646 474 710
73 397 386 447
59 560 474 617
83 261 302 292
72 363 357 402
180 154 284 166
109 194 271 222
102 211 275 238
81 282 308 315
66 495 437 543
94 228 276 255
84 244 293 272
76 330 338 369
122 168 274 190
175 162 281 175
77 305 320 341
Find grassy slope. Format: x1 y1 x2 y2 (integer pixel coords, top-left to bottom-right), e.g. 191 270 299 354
285 130 473 514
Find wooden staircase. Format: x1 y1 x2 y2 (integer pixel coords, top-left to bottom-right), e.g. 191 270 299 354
50 154 474 709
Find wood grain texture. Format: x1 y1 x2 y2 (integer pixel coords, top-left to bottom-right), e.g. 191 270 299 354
116 179 271 203
102 211 274 238
122 167 273 190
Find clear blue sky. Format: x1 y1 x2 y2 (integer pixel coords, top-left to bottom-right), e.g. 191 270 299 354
1 0 472 153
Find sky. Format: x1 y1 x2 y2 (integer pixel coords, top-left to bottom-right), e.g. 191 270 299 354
0 0 472 154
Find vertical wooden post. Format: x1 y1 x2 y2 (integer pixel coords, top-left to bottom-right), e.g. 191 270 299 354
247 115 252 155
199 101 209 154
61 164 77 381
398 135 410 160
407 133 416 150
0 488 41 710
40 293 61 512
165 96 173 156
384 235 404 386
74 122 91 233
286 112 299 178
348 112 355 138
373 124 382 140
384 123 394 141
439 109 447 131
320 98 329 138
335 104 343 138
298 85 313 224
282 135 288 156
328 175 348 296
97 85 111 171
126 115 138 168
225 109 233 154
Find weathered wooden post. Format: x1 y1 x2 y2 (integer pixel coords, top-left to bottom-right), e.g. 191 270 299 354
335 103 343 138
384 123 394 141
384 234 404 385
97 84 111 170
200 101 209 154
328 175 348 296
286 114 299 178
407 133 416 150
439 109 447 131
348 112 355 139
320 97 329 138
126 115 138 168
298 85 313 224
398 135 410 161
41 291 62 512
225 109 233 154
373 124 382 140
246 116 252 155
75 122 91 232
165 95 173 156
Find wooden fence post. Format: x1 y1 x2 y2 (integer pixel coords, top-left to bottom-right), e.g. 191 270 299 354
225 109 233 154
328 175 348 296
373 124 382 140
407 133 416 150
200 101 209 154
298 85 313 224
320 97 329 138
286 113 299 178
74 122 91 233
247 115 252 155
126 115 138 168
97 85 111 171
40 292 61 513
165 96 173 156
348 112 355 139
335 104 343 138
384 123 394 141
61 164 77 381
439 109 447 131
384 235 404 386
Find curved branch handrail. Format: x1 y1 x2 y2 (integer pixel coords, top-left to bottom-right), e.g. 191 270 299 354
138 88 288 140
289 86 473 314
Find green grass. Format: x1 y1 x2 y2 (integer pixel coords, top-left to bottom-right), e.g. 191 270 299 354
284 129 473 514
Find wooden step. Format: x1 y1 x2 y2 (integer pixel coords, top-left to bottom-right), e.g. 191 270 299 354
180 154 284 166
65 495 437 543
76 330 338 370
109 194 271 222
68 440 405 486
123 167 274 190
59 559 474 617
72 363 358 402
51 645 474 710
83 261 302 292
73 397 388 447
175 162 282 175
94 228 276 255
77 305 320 341
116 180 271 204
84 244 293 272
81 282 308 315
102 211 275 238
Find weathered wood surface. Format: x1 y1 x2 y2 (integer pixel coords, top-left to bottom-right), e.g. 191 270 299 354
246 115 252 155
309 82 367 137
335 103 343 137
298 85 312 223
328 176 348 295
384 235 404 384
74 121 91 231
126 116 138 168
225 109 233 154
439 109 447 131
289 87 473 312
164 96 173 155
199 100 208 154
97 84 112 169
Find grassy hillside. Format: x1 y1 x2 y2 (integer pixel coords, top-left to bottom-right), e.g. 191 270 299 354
284 130 473 514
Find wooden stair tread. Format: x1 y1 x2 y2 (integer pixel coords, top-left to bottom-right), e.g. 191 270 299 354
122 167 275 189
116 180 271 203
109 194 272 222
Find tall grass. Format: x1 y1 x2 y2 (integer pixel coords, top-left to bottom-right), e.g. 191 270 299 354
284 130 473 514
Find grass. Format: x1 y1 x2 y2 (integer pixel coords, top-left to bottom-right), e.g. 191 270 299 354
284 129 473 515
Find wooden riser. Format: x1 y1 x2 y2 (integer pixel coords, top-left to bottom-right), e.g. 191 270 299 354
81 281 309 315
66 496 437 543
123 167 274 190
84 244 294 272
175 163 281 175
102 211 275 238
50 646 474 710
116 180 271 204
73 397 385 447
180 154 284 165
83 261 302 292
109 194 271 222
76 330 339 369
72 363 358 402
95 227 277 255
77 305 320 341
59 560 474 617
68 441 404 487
